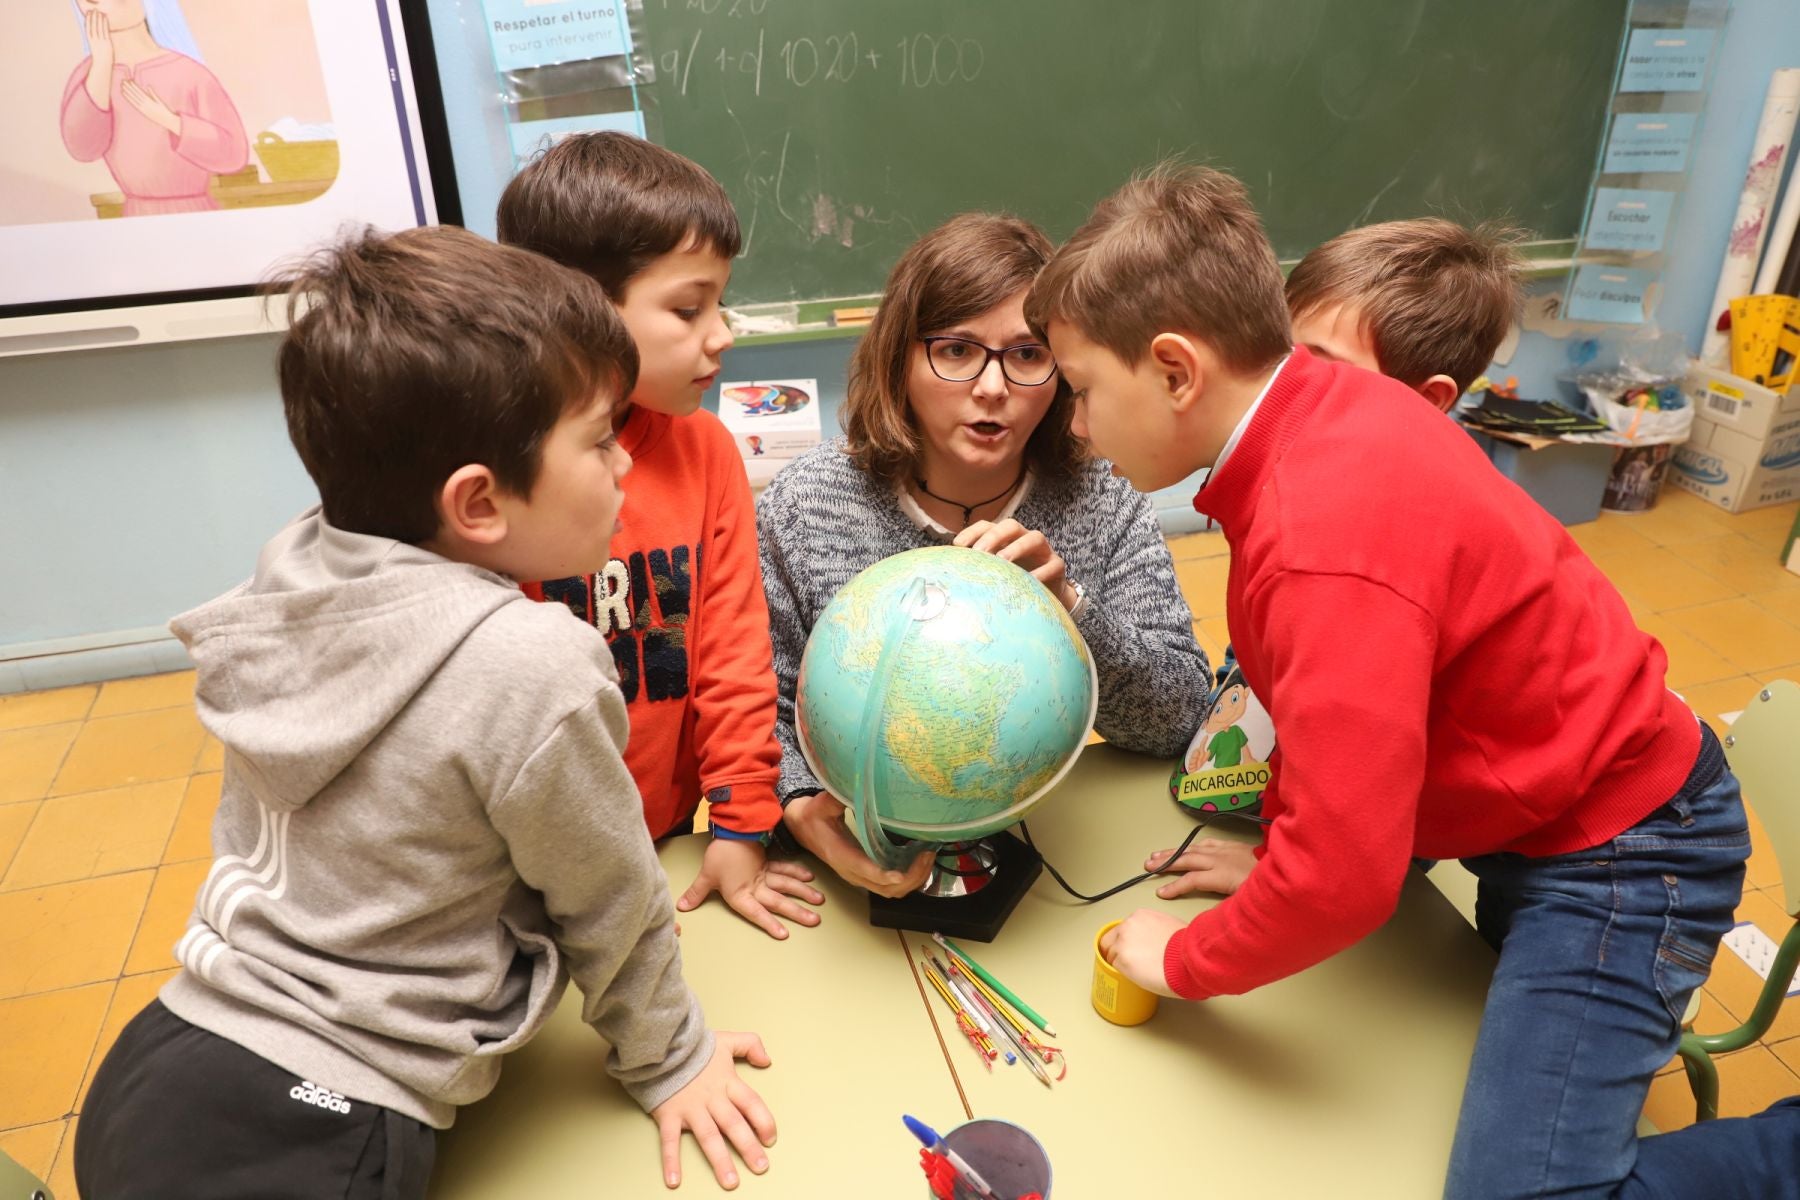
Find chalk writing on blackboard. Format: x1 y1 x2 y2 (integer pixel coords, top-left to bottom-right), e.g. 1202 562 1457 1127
657 25 985 96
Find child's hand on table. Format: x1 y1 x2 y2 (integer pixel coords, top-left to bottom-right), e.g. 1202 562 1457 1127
1145 837 1258 899
782 790 935 898
679 837 824 940
1099 909 1185 999
650 1031 776 1190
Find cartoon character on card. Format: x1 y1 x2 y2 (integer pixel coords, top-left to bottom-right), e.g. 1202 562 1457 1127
1170 652 1275 815
1189 667 1253 774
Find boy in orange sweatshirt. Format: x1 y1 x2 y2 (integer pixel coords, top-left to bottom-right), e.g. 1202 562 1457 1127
499 133 822 939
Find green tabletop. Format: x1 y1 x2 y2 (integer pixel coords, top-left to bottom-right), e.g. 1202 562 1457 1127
429 834 965 1199
432 745 1497 1198
926 745 1496 1198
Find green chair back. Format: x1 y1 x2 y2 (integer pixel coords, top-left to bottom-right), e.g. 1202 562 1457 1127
1724 680 1800 919
0 1149 51 1200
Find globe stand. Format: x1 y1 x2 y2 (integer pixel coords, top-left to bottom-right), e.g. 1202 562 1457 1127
917 840 1000 900
867 831 1042 943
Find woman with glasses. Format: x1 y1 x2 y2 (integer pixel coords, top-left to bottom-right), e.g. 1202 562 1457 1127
756 213 1212 895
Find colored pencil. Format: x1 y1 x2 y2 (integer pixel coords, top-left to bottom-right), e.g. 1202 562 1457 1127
957 960 1038 1047
935 933 1057 1036
922 959 999 1066
930 956 1015 1065
948 960 1053 1088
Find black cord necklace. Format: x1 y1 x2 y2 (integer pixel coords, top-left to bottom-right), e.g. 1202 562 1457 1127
914 468 1026 528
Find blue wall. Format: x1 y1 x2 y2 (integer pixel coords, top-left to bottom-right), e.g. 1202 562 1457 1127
3 0 1797 674
0 334 312 648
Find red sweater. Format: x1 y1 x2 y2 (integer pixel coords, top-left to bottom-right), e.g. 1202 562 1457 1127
524 407 782 838
1166 348 1699 1000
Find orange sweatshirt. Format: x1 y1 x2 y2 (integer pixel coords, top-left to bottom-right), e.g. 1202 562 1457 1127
524 406 783 839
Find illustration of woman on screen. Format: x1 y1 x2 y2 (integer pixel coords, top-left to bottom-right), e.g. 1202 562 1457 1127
59 0 248 217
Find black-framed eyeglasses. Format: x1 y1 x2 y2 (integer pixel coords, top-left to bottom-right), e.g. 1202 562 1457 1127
921 336 1058 387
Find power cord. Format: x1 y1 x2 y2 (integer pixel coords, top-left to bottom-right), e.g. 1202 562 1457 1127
1016 809 1268 903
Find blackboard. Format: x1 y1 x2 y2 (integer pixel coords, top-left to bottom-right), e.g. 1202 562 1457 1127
631 0 1627 304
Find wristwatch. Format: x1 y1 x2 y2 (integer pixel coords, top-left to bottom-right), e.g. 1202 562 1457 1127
1067 578 1090 621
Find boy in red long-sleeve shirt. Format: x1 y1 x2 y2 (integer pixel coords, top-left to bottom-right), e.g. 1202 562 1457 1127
499 133 822 940
1030 169 1797 1199
1144 217 1530 899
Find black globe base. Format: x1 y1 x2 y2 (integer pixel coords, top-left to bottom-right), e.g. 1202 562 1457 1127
867 831 1042 943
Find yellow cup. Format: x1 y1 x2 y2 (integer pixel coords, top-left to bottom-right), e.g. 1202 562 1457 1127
1091 920 1159 1025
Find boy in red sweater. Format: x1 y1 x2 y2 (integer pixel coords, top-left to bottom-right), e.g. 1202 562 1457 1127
1145 217 1529 900
499 134 823 940
1031 169 1796 1198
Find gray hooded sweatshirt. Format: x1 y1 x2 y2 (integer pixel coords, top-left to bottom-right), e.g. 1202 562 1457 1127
158 509 711 1127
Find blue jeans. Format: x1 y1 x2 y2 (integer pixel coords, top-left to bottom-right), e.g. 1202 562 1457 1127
1447 724 1800 1199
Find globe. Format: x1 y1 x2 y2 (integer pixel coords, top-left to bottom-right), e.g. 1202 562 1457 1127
795 546 1098 867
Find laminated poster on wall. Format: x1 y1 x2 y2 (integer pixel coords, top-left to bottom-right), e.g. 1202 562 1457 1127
481 0 631 73
478 1 645 166
1602 113 1699 175
1617 27 1714 93
1583 187 1676 254
1568 265 1657 326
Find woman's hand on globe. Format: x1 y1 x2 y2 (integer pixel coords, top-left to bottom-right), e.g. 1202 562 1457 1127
954 519 1079 613
1145 838 1259 899
782 791 935 898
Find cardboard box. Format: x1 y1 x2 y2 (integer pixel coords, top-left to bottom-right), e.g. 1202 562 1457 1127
742 454 788 493
1669 416 1800 513
1681 364 1800 441
718 378 822 460
1669 367 1800 513
1465 427 1612 526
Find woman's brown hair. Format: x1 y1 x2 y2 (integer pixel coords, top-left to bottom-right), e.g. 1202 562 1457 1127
844 214 1084 488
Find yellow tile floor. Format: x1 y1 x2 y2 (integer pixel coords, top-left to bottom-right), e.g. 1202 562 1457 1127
1 486 1797 1192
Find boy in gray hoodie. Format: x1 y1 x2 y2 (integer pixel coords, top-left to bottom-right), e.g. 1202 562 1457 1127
75 225 778 1198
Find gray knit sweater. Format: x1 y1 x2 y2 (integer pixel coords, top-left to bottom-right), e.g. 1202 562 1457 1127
756 439 1211 803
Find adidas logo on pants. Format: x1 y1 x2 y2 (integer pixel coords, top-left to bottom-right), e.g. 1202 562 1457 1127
290 1081 353 1114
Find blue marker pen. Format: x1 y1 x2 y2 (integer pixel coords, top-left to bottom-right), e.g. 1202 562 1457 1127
903 1115 999 1200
